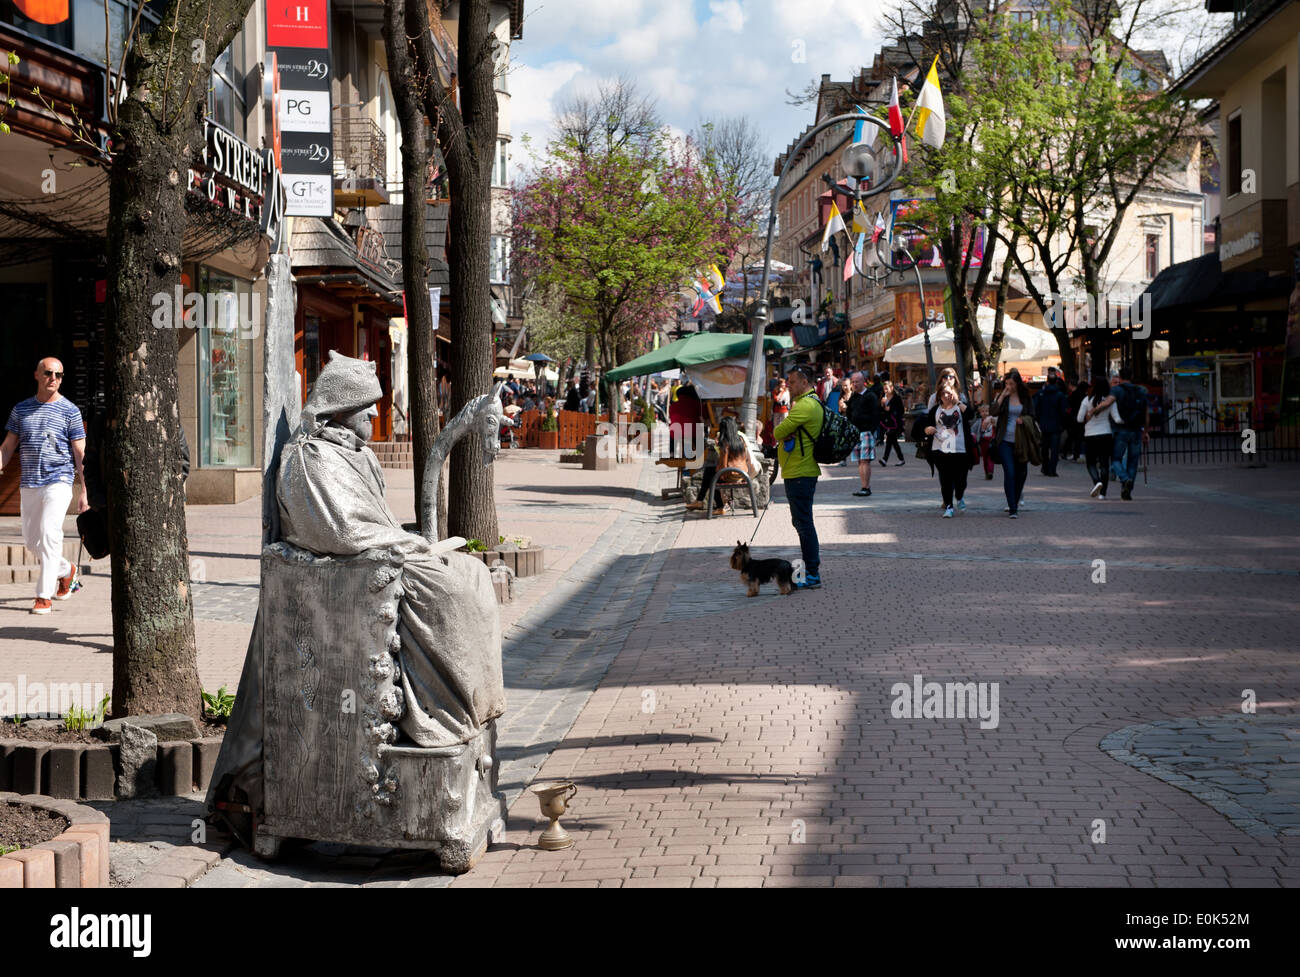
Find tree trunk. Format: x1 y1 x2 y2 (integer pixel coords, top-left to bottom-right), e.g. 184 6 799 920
408 0 499 543
102 1 254 721
384 0 439 535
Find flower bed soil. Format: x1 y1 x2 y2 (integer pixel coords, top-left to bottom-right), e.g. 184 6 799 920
1 801 68 851
2 717 226 743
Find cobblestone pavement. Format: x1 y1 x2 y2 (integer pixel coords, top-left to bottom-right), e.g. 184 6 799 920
1102 716 1300 838
450 459 1300 888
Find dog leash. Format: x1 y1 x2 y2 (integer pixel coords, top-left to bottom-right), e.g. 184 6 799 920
748 494 771 545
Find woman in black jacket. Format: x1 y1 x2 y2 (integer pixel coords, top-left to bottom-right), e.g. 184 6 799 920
922 376 977 517
992 368 1035 518
877 379 906 466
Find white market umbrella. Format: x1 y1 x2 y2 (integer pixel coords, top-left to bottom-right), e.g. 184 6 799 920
884 306 1056 364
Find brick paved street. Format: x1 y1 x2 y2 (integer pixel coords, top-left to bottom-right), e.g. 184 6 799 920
3 448 1298 887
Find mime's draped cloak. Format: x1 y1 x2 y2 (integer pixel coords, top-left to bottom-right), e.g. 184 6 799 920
206 418 505 820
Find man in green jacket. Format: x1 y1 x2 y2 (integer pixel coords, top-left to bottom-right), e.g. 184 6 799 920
773 364 823 589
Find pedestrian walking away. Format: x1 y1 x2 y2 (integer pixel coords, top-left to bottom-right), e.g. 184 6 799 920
1077 375 1120 499
993 368 1035 518
1033 374 1069 476
1 357 89 613
773 364 822 589
923 376 977 518
845 371 880 496
1087 366 1149 500
877 379 906 466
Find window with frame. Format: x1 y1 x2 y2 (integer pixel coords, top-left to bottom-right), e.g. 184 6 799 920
209 44 246 140
1145 233 1160 280
489 235 510 284
1226 111 1242 196
492 138 509 187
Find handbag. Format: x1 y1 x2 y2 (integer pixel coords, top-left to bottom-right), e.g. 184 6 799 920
76 507 111 560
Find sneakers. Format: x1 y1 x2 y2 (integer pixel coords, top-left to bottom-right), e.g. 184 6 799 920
1121 481 1133 500
55 564 80 600
894 460 905 466
31 597 52 615
1089 482 1103 498
1008 512 1018 519
853 488 871 497
1097 494 1106 500
795 574 822 590
877 458 887 467
942 506 954 518
957 499 966 512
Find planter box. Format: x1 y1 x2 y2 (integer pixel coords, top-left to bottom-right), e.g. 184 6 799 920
558 453 583 464
491 547 544 578
539 430 559 450
0 793 110 888
457 549 491 564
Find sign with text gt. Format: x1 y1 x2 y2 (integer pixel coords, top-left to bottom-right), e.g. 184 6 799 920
268 0 332 216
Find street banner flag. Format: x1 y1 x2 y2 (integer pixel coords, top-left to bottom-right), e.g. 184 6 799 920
844 246 856 282
871 209 886 243
853 104 879 148
821 201 846 252
852 200 871 235
888 78 909 164
915 57 946 150
707 264 726 292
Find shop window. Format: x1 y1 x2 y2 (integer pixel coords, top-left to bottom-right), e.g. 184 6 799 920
1218 357 1253 401
197 267 255 467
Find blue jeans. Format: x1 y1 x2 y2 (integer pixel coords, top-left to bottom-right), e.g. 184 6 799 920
784 476 819 576
1112 429 1142 484
997 440 1027 512
1040 429 1061 475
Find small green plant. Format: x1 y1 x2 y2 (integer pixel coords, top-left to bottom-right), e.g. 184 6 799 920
540 405 558 432
0 843 19 856
573 443 584 456
465 538 488 552
201 685 236 719
64 693 110 733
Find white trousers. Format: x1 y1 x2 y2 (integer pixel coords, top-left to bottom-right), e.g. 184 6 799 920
21 483 73 599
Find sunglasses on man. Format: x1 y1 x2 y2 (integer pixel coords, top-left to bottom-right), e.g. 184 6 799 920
43 370 64 378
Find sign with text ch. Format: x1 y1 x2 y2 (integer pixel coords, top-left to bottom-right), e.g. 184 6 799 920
268 0 332 216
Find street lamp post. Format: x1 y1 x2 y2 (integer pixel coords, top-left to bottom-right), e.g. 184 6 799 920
740 113 904 440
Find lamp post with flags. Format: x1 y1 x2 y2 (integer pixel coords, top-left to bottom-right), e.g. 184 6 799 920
739 109 905 440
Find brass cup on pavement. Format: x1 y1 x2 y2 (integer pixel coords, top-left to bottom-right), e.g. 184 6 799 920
531 781 578 850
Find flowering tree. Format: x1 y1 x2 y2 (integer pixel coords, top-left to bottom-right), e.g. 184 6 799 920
513 131 744 389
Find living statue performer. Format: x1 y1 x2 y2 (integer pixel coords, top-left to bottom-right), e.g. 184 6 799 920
207 352 508 841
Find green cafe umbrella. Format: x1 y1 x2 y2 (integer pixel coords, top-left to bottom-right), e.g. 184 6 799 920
604 333 792 382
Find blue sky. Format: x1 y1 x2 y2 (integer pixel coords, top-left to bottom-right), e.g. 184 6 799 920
507 0 890 173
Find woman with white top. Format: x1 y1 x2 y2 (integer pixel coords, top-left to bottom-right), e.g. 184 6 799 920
923 375 976 518
1078 375 1121 499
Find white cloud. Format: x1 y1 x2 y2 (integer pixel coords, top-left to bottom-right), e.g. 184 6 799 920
509 0 887 171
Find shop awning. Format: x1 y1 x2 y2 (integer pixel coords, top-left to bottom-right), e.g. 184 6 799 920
292 217 405 315
605 332 793 381
1137 251 1293 316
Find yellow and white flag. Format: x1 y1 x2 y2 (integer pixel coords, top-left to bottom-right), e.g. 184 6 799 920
915 56 946 150
821 201 846 252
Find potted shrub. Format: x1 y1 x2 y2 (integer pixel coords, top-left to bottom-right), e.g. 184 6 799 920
539 403 559 450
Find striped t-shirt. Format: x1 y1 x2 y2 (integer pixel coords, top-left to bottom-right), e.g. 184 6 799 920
5 396 86 487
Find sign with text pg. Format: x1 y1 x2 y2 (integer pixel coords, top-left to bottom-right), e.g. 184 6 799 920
268 0 333 216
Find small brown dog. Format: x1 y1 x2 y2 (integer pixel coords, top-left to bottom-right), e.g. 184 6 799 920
729 541 794 597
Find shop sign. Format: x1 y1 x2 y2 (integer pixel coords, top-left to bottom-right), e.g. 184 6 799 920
1220 231 1260 262
269 0 334 217
187 118 284 246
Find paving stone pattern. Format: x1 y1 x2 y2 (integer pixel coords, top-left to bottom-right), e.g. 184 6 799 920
1102 716 1300 838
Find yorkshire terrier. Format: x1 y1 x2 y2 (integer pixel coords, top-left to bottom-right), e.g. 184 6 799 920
729 541 794 597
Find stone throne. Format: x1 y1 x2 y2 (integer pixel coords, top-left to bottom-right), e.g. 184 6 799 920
255 544 502 873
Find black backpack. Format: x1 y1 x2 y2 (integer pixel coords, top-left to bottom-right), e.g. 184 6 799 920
797 398 859 464
1116 382 1148 428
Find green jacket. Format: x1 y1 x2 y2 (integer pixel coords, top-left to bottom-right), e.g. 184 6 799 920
773 390 823 480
